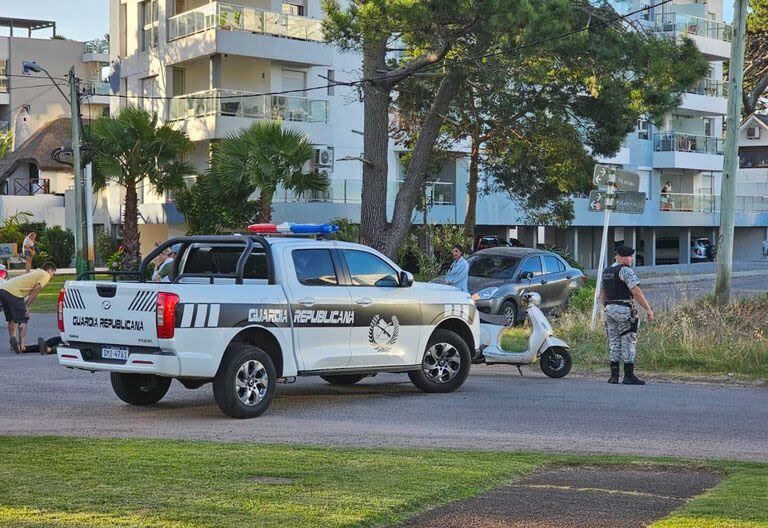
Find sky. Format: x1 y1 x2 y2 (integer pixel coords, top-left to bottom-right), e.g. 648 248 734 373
0 0 108 41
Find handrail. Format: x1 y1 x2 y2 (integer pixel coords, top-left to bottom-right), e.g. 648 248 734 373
76 270 143 281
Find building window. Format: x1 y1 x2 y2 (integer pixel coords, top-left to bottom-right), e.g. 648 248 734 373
282 2 305 16
172 68 185 97
638 118 649 140
0 59 7 93
141 76 157 114
327 69 335 96
141 0 159 51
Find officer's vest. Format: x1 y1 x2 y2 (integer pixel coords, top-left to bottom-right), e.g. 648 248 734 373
601 264 632 301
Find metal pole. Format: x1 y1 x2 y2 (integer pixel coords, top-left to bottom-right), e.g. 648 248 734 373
715 0 748 305
69 68 87 275
590 207 611 330
85 163 95 266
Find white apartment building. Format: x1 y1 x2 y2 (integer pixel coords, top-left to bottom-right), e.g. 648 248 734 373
108 0 768 263
0 17 110 230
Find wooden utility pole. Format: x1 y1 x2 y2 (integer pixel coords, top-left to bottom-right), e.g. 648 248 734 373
715 0 748 306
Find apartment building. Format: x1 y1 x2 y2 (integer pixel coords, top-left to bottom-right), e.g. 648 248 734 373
0 17 110 230
109 0 768 263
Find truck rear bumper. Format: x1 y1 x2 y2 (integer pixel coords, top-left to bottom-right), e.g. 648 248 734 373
57 347 180 376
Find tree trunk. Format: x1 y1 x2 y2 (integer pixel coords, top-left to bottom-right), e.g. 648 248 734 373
463 138 481 239
383 73 464 258
359 36 392 253
122 182 140 271
259 188 274 223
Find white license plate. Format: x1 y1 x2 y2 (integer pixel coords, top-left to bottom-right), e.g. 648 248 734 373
102 346 129 360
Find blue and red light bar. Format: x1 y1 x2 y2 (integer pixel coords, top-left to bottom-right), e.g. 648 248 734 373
247 222 339 235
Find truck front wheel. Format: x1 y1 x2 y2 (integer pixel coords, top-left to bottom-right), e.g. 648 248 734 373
408 329 471 393
213 343 277 419
110 373 172 406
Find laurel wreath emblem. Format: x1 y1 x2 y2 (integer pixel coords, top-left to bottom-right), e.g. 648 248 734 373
368 314 400 352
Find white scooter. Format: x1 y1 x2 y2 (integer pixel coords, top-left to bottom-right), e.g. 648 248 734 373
476 292 572 378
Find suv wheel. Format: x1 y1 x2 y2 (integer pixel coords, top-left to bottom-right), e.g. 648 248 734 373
110 373 172 405
408 329 471 393
320 374 367 385
213 343 276 419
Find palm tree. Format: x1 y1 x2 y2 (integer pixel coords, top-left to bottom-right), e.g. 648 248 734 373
90 107 195 270
211 121 328 222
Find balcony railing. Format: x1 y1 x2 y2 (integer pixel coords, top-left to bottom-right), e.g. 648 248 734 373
168 89 329 123
83 82 111 96
653 132 724 155
83 38 110 54
652 13 732 42
0 76 7 93
168 2 323 42
687 78 727 98
8 179 51 196
273 179 455 206
660 193 768 213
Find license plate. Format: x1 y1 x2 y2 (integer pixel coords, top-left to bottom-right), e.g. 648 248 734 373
102 346 129 360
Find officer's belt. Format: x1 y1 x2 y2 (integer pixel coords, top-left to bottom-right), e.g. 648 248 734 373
605 300 633 307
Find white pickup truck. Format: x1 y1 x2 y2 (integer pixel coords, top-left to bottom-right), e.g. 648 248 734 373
57 234 479 418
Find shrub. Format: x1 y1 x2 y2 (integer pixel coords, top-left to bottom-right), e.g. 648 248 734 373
568 286 595 313
329 217 360 243
106 247 124 271
543 245 582 271
95 229 118 266
38 226 75 267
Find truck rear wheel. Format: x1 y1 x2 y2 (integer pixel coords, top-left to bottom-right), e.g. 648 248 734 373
110 373 172 406
213 343 276 419
408 329 471 393
320 374 366 385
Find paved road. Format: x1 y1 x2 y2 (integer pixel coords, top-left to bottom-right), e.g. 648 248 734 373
1 319 766 461
641 274 768 310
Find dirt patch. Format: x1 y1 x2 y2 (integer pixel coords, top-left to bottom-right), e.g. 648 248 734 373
395 466 722 528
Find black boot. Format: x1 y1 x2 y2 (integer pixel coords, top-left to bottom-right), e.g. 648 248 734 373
622 363 645 385
608 362 620 384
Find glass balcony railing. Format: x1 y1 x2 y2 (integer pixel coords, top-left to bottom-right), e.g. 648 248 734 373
83 38 110 54
83 82 111 96
652 13 732 42
168 2 323 42
0 76 7 93
168 89 329 123
273 179 456 206
660 193 768 213
653 132 724 155
687 78 727 98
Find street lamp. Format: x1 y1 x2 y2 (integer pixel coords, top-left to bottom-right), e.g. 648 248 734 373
22 60 91 274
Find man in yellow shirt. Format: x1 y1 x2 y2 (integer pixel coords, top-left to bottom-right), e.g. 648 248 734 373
0 262 56 353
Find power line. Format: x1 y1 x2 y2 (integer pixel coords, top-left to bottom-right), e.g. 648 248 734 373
0 85 57 124
103 0 674 103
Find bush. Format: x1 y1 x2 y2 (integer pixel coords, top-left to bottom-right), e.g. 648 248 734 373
543 245 582 271
568 286 595 313
329 217 360 243
106 247 124 272
38 226 75 267
95 229 118 266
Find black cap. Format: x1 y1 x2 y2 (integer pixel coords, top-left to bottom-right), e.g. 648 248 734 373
615 245 635 257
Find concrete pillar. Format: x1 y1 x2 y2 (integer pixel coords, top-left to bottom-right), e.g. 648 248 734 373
566 227 580 265
642 228 657 266
209 54 222 90
517 226 537 248
679 227 691 264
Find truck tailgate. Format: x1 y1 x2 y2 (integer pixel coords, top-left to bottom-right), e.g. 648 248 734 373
62 281 160 348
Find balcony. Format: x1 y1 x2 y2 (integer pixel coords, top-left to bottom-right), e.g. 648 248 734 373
679 79 728 115
273 179 455 206
652 13 731 59
166 2 330 65
660 193 768 214
4 179 51 196
169 89 328 122
653 132 724 171
82 81 111 105
82 38 109 63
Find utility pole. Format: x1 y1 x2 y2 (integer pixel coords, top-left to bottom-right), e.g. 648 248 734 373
69 67 89 275
715 0 748 305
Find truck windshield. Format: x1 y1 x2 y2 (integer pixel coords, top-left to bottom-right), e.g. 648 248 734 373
180 245 268 279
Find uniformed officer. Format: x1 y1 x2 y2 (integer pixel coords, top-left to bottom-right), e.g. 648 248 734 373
600 245 654 385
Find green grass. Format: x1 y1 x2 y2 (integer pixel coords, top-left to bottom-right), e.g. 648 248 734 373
0 437 765 528
28 274 70 313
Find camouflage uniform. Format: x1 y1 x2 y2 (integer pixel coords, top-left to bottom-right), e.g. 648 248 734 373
603 266 640 364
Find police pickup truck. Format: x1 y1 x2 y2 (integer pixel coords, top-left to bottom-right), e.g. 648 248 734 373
57 224 479 418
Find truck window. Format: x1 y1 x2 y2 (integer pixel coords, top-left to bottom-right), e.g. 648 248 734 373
180 245 267 279
292 249 338 286
341 250 399 287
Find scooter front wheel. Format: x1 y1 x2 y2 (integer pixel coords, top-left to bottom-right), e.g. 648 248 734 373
540 347 572 378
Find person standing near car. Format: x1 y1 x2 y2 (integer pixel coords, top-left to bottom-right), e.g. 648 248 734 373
600 246 654 385
444 244 469 293
22 232 36 273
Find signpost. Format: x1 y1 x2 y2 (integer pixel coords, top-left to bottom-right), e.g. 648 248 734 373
588 164 646 329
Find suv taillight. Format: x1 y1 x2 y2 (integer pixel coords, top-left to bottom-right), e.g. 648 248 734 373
57 289 65 332
156 292 180 339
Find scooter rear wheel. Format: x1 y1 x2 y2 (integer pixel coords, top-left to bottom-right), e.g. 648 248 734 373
540 347 572 378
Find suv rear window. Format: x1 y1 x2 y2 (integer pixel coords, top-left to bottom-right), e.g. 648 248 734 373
180 245 268 279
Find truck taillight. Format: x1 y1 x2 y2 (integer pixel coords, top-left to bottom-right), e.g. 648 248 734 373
0 269 7 281
57 289 65 332
156 292 179 339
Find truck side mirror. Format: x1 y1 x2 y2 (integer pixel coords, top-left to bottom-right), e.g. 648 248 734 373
399 270 414 287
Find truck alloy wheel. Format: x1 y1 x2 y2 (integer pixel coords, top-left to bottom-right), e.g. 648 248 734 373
408 329 471 393
213 343 277 419
422 343 462 384
235 360 269 406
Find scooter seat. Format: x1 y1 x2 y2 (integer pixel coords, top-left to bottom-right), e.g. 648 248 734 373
478 312 512 327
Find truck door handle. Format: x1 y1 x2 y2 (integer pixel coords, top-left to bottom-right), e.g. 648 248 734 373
355 297 373 307
297 297 316 307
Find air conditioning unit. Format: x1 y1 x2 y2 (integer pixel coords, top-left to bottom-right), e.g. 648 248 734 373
315 147 334 168
747 126 760 139
317 168 333 180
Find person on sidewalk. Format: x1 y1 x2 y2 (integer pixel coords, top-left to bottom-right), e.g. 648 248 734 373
599 246 653 385
444 244 470 293
0 262 56 353
22 232 37 273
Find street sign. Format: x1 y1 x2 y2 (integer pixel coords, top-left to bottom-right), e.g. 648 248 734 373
588 190 646 214
592 164 640 192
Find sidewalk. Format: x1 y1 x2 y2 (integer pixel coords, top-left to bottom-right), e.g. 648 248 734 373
586 260 768 283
